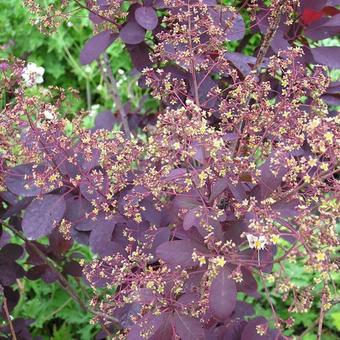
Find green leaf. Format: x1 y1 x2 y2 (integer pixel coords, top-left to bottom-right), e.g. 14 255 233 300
330 311 340 331
52 323 74 340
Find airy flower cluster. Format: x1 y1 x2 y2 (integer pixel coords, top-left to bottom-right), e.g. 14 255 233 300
1 0 339 339
21 62 45 87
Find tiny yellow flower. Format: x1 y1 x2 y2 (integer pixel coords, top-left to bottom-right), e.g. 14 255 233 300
316 252 326 262
271 234 280 245
303 175 311 183
324 131 334 143
308 158 317 167
198 256 206 266
215 256 226 267
320 163 329 171
134 213 142 223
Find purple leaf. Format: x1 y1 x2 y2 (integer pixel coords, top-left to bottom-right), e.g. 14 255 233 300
89 215 125 256
222 321 247 340
5 164 52 197
311 47 340 69
3 287 20 312
127 43 152 72
154 0 169 9
75 213 124 232
0 230 10 248
241 317 275 340
41 266 59 283
22 194 66 240
70 228 90 246
232 301 255 319
135 7 158 30
150 227 170 256
127 312 172 340
0 244 23 262
63 260 83 277
80 30 118 65
48 228 73 255
174 313 204 340
79 170 109 203
156 240 208 267
300 0 326 10
210 178 229 202
89 12 105 24
271 199 299 218
225 52 256 76
305 15 340 41
241 246 275 273
236 268 259 298
209 266 237 320
256 11 289 53
1 197 32 221
259 154 287 199
0 263 25 285
183 207 200 231
64 196 92 223
120 22 146 45
326 81 340 94
137 288 155 304
94 111 118 131
140 198 162 225
26 265 48 280
173 193 200 209
209 8 245 41
0 191 18 205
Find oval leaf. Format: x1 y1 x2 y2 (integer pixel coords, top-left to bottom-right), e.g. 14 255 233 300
135 7 158 30
22 194 66 240
0 244 23 262
209 266 237 320
80 30 117 65
120 22 146 45
210 8 245 41
174 313 204 340
311 46 340 69
156 240 208 267
127 312 171 340
5 164 51 197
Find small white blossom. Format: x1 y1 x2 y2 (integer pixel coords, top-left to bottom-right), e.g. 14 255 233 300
43 110 56 120
90 104 100 117
246 234 267 250
22 62 44 87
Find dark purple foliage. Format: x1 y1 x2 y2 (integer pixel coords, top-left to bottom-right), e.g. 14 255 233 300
156 239 208 267
22 194 66 240
0 0 339 338
135 7 158 30
120 22 146 45
80 30 118 65
209 266 237 320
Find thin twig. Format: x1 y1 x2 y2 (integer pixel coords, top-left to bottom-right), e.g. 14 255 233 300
100 53 131 139
317 290 326 340
3 298 17 340
233 0 286 158
253 0 286 72
2 222 122 328
86 79 92 112
73 0 116 25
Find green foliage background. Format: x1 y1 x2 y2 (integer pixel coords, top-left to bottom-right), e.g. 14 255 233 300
0 1 339 339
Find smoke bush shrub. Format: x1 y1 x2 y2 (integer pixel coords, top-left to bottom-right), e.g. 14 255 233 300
0 0 339 339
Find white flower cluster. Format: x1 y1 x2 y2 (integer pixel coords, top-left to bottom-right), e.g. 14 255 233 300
246 234 267 250
22 62 44 87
